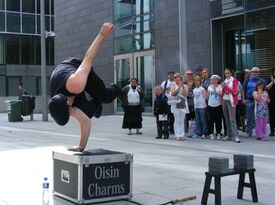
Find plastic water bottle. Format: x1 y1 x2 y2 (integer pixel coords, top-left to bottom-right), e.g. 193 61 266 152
42 177 49 204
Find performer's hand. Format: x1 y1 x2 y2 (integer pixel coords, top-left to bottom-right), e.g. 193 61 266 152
100 22 114 38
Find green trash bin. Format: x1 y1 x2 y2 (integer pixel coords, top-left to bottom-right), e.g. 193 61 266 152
6 100 23 122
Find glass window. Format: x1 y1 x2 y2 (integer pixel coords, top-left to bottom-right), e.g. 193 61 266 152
51 16 54 31
5 35 20 64
36 76 50 95
22 14 35 33
45 15 50 31
51 0 54 15
134 14 153 33
134 0 153 16
7 0 20 12
34 36 41 64
7 13 20 32
0 76 6 96
0 0 4 10
45 0 50 14
46 38 54 65
37 15 40 33
0 12 5 31
22 0 35 13
134 32 154 51
245 8 275 69
114 36 132 54
245 0 275 11
21 36 34 64
0 35 4 64
114 0 132 21
211 0 244 18
114 18 132 37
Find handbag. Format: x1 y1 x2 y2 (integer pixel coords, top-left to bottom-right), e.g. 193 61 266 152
176 96 186 109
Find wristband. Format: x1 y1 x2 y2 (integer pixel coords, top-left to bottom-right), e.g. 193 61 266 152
99 31 106 38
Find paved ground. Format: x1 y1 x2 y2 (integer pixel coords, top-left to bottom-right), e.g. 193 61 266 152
0 113 274 205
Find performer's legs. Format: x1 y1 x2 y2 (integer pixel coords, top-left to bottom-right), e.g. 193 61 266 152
85 69 121 103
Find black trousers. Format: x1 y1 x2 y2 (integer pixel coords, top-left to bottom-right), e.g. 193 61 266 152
85 69 117 103
156 116 169 138
269 103 275 134
208 105 223 135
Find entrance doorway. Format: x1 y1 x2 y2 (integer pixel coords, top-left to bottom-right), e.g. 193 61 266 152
114 51 155 113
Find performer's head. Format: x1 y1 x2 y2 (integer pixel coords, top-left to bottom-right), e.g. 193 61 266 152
48 94 69 126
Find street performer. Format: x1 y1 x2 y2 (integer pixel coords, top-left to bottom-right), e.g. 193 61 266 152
48 22 121 152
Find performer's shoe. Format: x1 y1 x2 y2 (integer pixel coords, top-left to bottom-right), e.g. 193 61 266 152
110 83 123 100
94 103 102 118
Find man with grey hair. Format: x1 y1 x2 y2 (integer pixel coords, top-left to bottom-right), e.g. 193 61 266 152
242 67 266 138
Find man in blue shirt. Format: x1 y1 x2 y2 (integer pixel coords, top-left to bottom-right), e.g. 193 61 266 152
242 67 266 137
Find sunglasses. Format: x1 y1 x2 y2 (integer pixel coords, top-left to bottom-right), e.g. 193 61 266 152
174 76 180 78
186 73 193 75
252 71 259 73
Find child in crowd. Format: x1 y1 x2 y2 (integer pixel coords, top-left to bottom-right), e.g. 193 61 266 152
252 81 270 140
193 76 208 139
154 86 169 139
207 75 223 140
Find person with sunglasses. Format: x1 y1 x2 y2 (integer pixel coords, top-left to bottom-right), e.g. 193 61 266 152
242 67 266 138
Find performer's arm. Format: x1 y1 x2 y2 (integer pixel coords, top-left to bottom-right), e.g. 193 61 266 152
66 22 114 94
68 107 91 151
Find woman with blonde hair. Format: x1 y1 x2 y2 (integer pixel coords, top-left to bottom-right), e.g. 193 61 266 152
168 73 189 141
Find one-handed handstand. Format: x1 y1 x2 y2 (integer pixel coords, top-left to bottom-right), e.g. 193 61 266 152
48 22 121 152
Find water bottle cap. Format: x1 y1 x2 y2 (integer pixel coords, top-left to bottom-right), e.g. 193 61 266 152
44 177 48 180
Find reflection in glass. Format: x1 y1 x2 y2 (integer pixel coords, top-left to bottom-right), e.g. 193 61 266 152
45 15 50 31
115 58 131 112
7 0 20 11
22 76 36 94
46 38 54 65
114 18 132 37
134 32 154 51
134 14 153 33
7 13 20 32
211 0 244 18
115 37 132 54
134 0 153 16
114 0 132 21
45 0 50 14
22 0 35 13
22 14 35 33
0 12 4 31
136 55 153 112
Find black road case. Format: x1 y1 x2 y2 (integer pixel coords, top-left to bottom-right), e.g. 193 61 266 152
53 149 133 204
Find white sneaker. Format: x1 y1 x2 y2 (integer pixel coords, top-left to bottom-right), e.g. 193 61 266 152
210 134 215 140
234 137 241 143
216 134 221 140
200 135 206 139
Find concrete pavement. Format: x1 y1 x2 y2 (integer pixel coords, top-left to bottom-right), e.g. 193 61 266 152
0 113 274 205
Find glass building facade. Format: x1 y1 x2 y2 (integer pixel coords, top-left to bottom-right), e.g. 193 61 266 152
0 0 54 96
211 0 275 78
113 0 155 112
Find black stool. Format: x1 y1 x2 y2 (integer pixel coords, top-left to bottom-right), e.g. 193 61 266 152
201 168 258 205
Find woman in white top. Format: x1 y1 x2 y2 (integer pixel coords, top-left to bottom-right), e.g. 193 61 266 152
207 75 223 140
169 73 189 141
122 78 144 135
